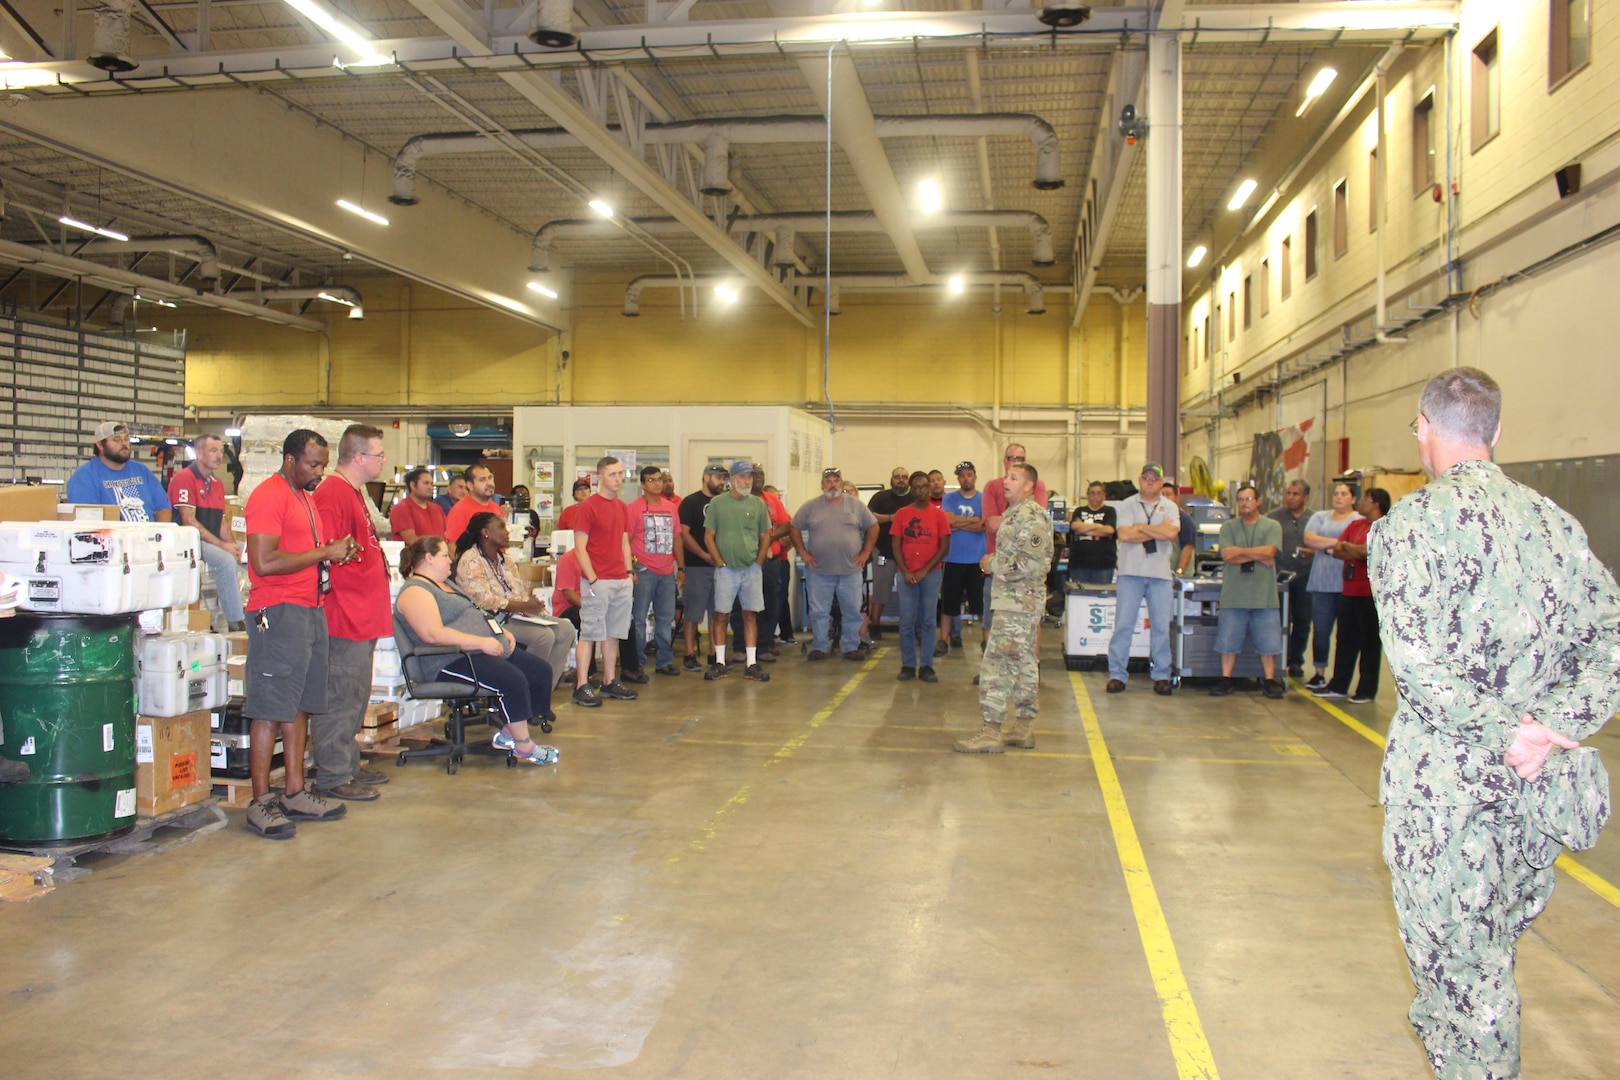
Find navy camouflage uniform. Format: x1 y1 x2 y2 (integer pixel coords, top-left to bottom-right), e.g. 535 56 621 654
980 495 1054 727
1370 459 1620 1079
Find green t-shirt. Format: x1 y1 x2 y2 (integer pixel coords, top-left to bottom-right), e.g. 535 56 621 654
1217 515 1283 608
704 491 770 568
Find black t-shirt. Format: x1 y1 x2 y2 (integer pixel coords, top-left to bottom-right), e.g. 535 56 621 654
680 490 714 563
868 487 911 557
1068 505 1117 569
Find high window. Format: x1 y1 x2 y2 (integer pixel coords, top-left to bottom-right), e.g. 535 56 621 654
1280 236 1292 300
1333 180 1349 258
1550 1 1592 88
1472 29 1501 152
1260 258 1271 317
1243 275 1252 328
1412 92 1435 195
1304 211 1319 280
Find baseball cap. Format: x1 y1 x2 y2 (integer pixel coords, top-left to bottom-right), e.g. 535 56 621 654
954 460 976 474
703 464 729 477
729 461 752 477
93 421 129 441
1140 462 1165 478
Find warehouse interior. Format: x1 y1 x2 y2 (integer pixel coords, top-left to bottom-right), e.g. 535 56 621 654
2 0 1620 1075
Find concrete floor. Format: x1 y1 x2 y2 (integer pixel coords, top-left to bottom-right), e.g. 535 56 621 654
3 637 1620 1078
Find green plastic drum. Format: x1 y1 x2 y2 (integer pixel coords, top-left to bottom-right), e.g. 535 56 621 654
0 613 139 846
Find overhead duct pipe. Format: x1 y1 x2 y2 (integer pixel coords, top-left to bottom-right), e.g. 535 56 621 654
87 0 139 72
528 0 577 48
255 286 366 319
26 235 221 280
623 272 1049 317
529 210 1055 271
390 113 1065 204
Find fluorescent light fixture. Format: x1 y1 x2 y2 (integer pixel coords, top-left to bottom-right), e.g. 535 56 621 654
59 216 129 242
714 285 739 304
225 428 242 437
317 291 356 307
526 281 559 299
164 438 180 445
588 199 614 218
917 179 944 214
1227 178 1258 211
491 295 529 313
1186 245 1207 269
336 199 389 226
1297 67 1338 115
947 274 965 295
0 65 74 88
135 293 178 308
282 0 389 65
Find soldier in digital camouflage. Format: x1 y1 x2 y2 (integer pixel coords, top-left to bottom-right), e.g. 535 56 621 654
1370 366 1620 1079
955 460 1052 753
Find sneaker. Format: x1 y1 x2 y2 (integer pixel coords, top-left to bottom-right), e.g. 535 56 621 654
1287 665 1305 679
933 640 949 658
704 662 728 681
1305 673 1327 690
683 655 701 672
246 793 296 839
619 667 651 685
919 666 938 683
656 664 680 677
318 781 380 802
353 767 390 785
758 650 778 664
572 684 603 708
842 647 870 662
950 636 963 649
1348 693 1375 704
1105 679 1127 694
779 635 798 646
1210 677 1236 697
492 728 516 751
512 741 560 765
280 788 346 822
743 664 770 682
1311 686 1346 699
599 680 639 701
1263 679 1288 700
807 649 827 662
897 667 916 681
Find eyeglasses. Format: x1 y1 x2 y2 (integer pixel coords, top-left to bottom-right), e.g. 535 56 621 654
1005 455 1025 463
355 450 386 460
1409 415 1421 437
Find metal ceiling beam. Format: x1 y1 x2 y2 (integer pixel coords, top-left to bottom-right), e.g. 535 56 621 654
398 0 814 326
0 0 52 61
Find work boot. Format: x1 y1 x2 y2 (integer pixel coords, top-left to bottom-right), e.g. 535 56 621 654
245 793 295 840
1002 717 1035 749
280 788 347 822
953 722 1006 754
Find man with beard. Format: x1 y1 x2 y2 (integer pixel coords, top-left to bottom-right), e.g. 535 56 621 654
67 420 172 522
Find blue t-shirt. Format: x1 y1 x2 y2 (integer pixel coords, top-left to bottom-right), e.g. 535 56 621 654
941 491 986 564
65 457 171 522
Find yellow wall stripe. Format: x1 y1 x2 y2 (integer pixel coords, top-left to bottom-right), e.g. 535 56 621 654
1070 672 1221 1080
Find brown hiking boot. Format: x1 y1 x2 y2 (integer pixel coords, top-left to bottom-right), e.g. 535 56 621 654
1002 717 1035 749
953 722 1005 754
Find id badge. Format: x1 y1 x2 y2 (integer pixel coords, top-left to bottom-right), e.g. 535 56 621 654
485 616 505 636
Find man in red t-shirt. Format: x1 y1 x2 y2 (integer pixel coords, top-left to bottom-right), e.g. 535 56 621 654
891 471 951 681
168 433 245 629
570 456 637 708
1315 487 1389 703
310 425 394 802
241 429 358 840
444 463 506 543
556 478 592 532
390 466 447 543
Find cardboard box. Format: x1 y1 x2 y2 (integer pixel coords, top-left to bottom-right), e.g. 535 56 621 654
226 654 246 698
187 609 214 632
136 710 213 817
56 503 122 522
0 485 59 523
517 561 548 585
224 632 248 657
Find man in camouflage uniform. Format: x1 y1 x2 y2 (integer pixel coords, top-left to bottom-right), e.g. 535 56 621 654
955 462 1053 753
1370 366 1620 1079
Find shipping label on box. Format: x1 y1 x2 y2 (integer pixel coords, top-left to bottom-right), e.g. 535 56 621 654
135 710 213 817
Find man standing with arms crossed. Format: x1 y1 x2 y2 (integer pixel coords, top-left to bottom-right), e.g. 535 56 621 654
939 461 985 655
1105 464 1179 696
309 425 393 803
1373 367 1620 1079
791 468 878 662
955 462 1052 753
865 466 912 639
168 433 245 631
679 464 729 671
1208 483 1286 699
624 465 683 680
240 430 357 839
703 461 773 683
571 456 638 708
1268 479 1313 678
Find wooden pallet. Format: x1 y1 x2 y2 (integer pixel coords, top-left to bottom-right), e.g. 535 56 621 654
0 853 54 902
210 768 284 809
0 801 228 886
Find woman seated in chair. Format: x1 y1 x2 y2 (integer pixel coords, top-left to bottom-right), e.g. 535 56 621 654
396 536 558 765
453 511 576 686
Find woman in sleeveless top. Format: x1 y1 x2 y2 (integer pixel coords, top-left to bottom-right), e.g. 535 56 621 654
1300 482 1365 689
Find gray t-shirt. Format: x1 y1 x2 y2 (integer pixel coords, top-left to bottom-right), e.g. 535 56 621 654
792 494 878 577
1114 495 1179 580
395 578 508 681
1304 510 1363 592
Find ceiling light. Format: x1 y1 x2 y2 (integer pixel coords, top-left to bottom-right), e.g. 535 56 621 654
526 281 559 299
947 274 965 295
336 199 389 226
1186 245 1207 269
59 216 129 242
491 295 529 313
0 65 75 88
588 199 614 218
317 291 355 307
917 179 944 215
135 293 177 308
164 438 180 445
1297 67 1338 115
714 284 739 304
1227 178 1258 211
282 0 389 65
449 423 472 438
225 428 242 437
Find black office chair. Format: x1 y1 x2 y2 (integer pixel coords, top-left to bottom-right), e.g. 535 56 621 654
392 613 515 775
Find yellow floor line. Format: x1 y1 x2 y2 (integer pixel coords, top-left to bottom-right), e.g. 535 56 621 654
1293 679 1620 912
671 649 886 861
1070 671 1221 1080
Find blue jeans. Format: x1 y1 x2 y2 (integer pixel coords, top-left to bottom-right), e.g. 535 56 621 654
1308 590 1341 670
1068 566 1114 586
896 567 942 669
630 567 678 669
200 541 245 625
1284 574 1312 670
807 571 863 654
1108 574 1173 682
